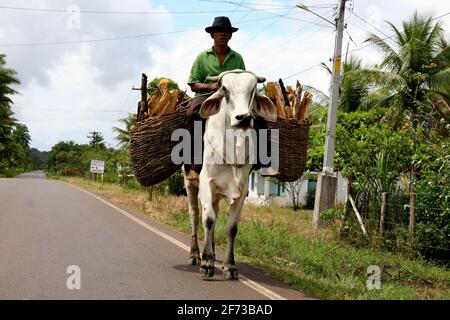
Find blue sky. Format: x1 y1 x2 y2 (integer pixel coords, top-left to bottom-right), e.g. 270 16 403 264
0 0 449 151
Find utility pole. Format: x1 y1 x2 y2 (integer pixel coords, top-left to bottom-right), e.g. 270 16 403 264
313 0 348 229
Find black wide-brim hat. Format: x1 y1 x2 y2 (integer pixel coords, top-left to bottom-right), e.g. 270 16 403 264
205 16 238 33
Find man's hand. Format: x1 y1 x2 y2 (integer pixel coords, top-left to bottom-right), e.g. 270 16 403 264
208 82 220 91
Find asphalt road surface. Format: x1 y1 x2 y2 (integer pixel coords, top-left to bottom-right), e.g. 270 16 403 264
0 171 312 300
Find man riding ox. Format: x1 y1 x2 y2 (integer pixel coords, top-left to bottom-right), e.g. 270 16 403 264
183 16 277 279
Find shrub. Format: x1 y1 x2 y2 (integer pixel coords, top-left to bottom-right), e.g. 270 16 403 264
60 167 84 177
304 190 315 209
414 156 450 264
165 171 186 196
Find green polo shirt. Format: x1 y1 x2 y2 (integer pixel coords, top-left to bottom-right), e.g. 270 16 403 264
187 47 246 86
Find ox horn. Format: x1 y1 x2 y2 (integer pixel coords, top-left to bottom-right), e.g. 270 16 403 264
256 76 266 83
206 75 220 82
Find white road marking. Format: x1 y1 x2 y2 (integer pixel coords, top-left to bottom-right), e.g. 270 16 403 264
66 182 287 300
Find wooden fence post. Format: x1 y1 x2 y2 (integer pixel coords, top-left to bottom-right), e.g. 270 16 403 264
379 192 387 236
348 194 369 239
409 192 416 241
340 180 352 238
148 186 153 202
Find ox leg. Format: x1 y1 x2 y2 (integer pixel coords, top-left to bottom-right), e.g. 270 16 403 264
185 177 200 265
199 194 219 279
223 191 246 280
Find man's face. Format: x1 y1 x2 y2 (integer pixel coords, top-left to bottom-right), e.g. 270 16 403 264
211 30 232 46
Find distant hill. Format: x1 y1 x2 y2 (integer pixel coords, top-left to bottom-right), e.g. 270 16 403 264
30 148 49 170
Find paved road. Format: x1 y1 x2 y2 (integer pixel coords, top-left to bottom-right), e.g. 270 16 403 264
0 171 312 300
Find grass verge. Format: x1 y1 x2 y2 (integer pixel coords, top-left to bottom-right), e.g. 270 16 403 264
53 175 450 300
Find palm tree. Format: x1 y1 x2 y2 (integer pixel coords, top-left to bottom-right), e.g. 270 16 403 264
359 12 450 128
306 56 381 115
0 53 20 168
12 123 31 150
113 113 136 149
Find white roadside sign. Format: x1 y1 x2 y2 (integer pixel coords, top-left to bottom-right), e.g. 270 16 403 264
90 160 105 174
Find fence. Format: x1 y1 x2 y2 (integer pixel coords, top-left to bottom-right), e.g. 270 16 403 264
343 191 449 262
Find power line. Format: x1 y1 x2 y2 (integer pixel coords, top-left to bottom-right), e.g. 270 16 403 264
0 5 261 15
282 64 321 80
349 9 391 39
0 10 326 47
235 0 263 23
0 28 203 47
171 11 303 71
199 0 337 9
241 6 297 47
251 6 338 64
13 107 131 113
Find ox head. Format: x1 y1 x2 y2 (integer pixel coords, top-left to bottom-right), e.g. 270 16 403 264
199 70 277 128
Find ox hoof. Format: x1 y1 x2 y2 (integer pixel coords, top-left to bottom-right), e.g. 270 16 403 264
200 267 215 279
223 269 239 280
189 257 200 265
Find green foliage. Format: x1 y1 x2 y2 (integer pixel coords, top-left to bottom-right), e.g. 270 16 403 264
147 77 179 95
414 154 450 264
30 148 49 170
112 113 136 149
46 134 138 187
0 53 32 173
0 167 21 178
87 131 106 149
336 111 414 194
306 125 325 171
304 190 315 210
363 12 450 126
164 171 186 196
320 208 343 222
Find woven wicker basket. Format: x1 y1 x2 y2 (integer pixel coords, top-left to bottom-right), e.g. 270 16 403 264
130 105 309 186
129 104 189 186
263 118 309 182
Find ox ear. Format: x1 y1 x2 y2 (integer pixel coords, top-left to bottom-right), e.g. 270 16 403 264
256 76 266 83
254 93 277 122
200 91 223 118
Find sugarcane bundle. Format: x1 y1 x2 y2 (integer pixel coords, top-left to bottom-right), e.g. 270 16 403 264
145 78 186 118
256 79 312 182
264 79 313 124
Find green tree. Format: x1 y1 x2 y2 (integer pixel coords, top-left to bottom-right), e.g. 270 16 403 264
10 123 31 168
0 53 21 171
360 12 450 129
12 123 31 150
87 131 106 149
47 140 84 175
112 113 136 149
311 56 375 112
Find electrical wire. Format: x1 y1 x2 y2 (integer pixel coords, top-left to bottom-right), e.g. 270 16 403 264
0 5 260 15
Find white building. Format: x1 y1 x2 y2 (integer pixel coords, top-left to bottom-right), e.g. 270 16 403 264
247 170 348 207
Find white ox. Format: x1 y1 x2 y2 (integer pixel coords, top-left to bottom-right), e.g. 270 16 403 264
184 70 276 279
